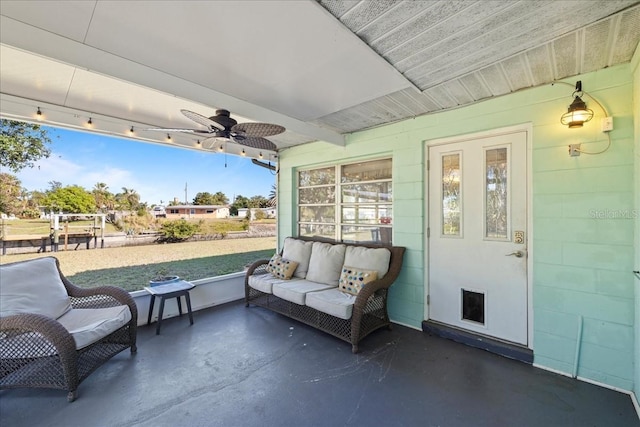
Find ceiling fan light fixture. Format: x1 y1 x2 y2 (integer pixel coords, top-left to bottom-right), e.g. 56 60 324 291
560 81 594 128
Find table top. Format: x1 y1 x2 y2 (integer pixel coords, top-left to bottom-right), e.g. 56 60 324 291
144 280 195 295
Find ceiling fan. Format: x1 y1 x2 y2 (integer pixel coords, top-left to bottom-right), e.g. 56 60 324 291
151 109 284 151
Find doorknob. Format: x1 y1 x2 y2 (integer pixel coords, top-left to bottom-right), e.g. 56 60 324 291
506 250 524 258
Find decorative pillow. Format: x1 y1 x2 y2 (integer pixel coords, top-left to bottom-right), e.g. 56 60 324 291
266 253 299 280
305 242 346 286
338 266 378 296
282 237 314 278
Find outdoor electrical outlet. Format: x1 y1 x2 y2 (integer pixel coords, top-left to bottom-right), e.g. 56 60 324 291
569 144 581 157
601 117 613 132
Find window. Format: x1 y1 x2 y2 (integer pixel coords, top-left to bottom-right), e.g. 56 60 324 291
298 158 392 244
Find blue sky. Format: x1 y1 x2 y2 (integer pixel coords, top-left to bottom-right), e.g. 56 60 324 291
15 127 277 206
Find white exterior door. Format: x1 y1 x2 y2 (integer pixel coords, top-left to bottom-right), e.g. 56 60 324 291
428 130 528 345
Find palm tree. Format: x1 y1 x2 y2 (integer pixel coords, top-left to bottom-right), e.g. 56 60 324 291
267 183 276 207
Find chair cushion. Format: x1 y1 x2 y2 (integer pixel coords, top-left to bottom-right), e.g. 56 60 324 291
56 305 132 349
306 289 356 320
344 246 392 279
338 266 378 295
266 254 298 280
272 280 336 305
248 274 300 294
305 242 346 286
0 257 72 320
282 238 314 279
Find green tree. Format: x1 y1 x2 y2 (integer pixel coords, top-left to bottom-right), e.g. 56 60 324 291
249 195 268 208
267 184 276 207
0 173 23 216
230 194 249 216
92 182 115 211
116 187 140 211
43 185 96 213
0 119 52 173
193 192 216 205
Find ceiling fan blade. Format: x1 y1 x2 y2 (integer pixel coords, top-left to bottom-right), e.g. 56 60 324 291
231 122 285 137
233 136 277 151
145 127 213 134
181 109 225 131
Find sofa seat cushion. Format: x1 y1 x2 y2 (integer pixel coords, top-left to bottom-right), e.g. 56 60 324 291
248 274 300 294
305 241 346 286
344 246 392 279
272 280 337 305
305 288 356 320
282 238 314 279
0 257 72 320
56 305 132 350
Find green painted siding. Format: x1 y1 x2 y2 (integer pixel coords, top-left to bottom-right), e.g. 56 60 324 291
278 63 636 391
632 47 640 403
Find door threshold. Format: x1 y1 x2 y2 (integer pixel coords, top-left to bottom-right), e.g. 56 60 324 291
422 320 533 364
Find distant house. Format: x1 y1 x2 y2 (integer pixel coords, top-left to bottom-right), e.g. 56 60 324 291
165 205 230 219
237 207 276 219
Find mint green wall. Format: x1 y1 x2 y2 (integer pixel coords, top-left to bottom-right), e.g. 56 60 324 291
278 64 636 391
632 49 640 402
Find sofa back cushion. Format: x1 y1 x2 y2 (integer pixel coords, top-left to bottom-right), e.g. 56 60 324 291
0 257 72 319
282 237 313 278
305 241 346 286
344 246 392 279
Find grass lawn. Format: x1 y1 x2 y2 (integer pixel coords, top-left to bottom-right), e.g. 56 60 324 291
0 237 276 292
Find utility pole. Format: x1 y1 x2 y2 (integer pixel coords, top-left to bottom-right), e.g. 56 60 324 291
184 182 188 204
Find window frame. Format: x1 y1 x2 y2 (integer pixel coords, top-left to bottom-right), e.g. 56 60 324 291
297 158 393 244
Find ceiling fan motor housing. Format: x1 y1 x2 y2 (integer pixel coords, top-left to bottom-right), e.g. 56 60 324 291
210 109 238 130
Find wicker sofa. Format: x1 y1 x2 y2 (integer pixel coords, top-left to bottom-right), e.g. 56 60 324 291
0 257 137 401
245 236 405 353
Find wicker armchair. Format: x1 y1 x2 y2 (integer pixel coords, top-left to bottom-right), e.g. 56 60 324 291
0 257 137 402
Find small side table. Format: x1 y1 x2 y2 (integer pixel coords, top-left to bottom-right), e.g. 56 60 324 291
144 280 195 335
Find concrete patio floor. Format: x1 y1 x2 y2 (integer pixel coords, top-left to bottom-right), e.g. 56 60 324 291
1 300 638 427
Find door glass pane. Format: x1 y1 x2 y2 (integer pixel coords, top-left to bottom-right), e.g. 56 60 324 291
442 153 461 236
485 148 508 239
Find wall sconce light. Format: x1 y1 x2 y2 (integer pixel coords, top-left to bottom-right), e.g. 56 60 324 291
36 107 43 121
560 81 593 128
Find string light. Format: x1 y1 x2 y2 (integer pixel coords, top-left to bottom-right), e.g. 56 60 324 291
36 107 43 121
259 152 263 159
129 126 134 135
167 133 172 141
87 117 93 127
218 144 224 152
241 149 246 156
